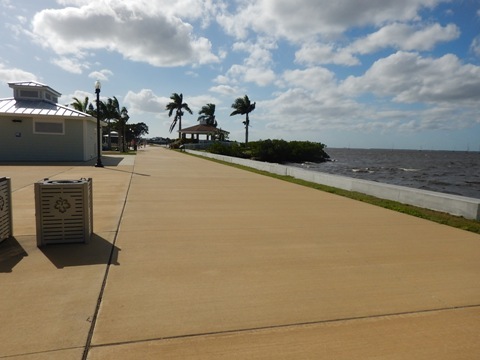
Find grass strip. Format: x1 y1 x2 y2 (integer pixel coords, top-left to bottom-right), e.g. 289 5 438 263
185 151 480 235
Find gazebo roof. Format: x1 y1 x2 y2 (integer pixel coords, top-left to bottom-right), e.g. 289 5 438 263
179 124 229 135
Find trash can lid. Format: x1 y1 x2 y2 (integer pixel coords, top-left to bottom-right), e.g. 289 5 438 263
42 179 87 185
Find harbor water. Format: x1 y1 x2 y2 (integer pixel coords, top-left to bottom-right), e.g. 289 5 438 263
295 148 480 200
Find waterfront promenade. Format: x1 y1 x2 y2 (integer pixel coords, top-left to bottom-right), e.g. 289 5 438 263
1 146 480 359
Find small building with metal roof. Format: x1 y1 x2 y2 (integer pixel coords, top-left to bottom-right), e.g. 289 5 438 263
0 81 99 162
179 123 229 141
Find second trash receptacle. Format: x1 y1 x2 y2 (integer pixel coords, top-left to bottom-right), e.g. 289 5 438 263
35 178 93 247
0 177 12 243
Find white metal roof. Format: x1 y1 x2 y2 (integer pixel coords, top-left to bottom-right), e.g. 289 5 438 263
0 97 94 119
8 81 62 97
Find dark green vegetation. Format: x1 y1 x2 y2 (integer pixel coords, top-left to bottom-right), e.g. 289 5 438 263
185 151 480 235
198 103 217 126
207 139 330 164
207 142 248 158
71 96 148 153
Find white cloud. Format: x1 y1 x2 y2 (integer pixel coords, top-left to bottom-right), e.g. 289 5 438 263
349 22 460 54
88 69 114 81
341 51 480 105
187 94 220 111
261 87 370 134
282 67 337 92
471 36 480 58
0 63 38 84
30 0 219 67
124 89 167 113
52 56 90 74
242 66 276 87
294 22 459 66
217 0 448 42
258 47 480 137
209 84 239 96
295 43 360 66
221 37 278 87
61 89 92 107
0 0 14 10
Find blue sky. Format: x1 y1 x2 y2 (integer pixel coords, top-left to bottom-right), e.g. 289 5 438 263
1 0 479 150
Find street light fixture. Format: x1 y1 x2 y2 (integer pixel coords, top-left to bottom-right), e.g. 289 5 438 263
95 80 104 168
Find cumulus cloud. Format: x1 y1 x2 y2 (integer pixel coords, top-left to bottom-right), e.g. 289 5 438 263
261 87 370 133
259 48 480 135
471 36 480 58
52 56 90 74
227 65 275 87
0 63 38 83
209 84 239 96
217 0 447 41
88 69 114 81
124 89 167 113
30 0 219 67
294 22 459 66
341 51 480 104
295 43 360 66
349 22 460 54
220 37 278 87
282 67 338 92
0 0 14 10
61 89 92 107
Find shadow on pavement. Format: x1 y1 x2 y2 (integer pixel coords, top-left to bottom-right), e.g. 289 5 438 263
0 155 125 167
0 237 28 273
39 233 120 269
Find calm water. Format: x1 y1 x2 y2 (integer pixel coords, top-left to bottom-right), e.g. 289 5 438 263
294 148 480 199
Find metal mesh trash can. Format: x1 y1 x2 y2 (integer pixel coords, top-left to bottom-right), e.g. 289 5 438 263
0 177 13 243
35 178 93 247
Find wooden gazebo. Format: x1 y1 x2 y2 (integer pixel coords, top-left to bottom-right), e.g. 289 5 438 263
179 124 229 141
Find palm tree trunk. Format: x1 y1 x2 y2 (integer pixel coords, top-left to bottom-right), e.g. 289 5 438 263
122 124 126 152
245 114 249 145
179 114 182 140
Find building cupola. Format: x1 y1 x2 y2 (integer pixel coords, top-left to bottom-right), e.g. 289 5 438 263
8 81 61 103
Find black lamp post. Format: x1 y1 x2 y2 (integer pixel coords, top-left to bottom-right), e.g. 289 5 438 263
95 80 104 167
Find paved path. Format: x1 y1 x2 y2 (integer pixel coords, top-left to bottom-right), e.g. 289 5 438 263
1 146 479 359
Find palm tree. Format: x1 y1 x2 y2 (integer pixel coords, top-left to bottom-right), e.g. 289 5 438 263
106 96 129 152
117 106 130 152
166 93 192 138
70 96 92 114
230 95 256 145
197 103 217 127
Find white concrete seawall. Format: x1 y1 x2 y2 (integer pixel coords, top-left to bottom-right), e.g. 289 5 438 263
186 150 480 221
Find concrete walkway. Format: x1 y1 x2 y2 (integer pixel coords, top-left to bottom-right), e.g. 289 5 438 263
1 146 479 359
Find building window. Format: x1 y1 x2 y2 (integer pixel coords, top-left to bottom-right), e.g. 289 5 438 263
43 92 58 103
33 120 64 135
19 90 40 99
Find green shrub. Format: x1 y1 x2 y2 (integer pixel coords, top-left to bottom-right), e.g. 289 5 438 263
207 142 248 158
249 139 329 163
206 139 329 164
